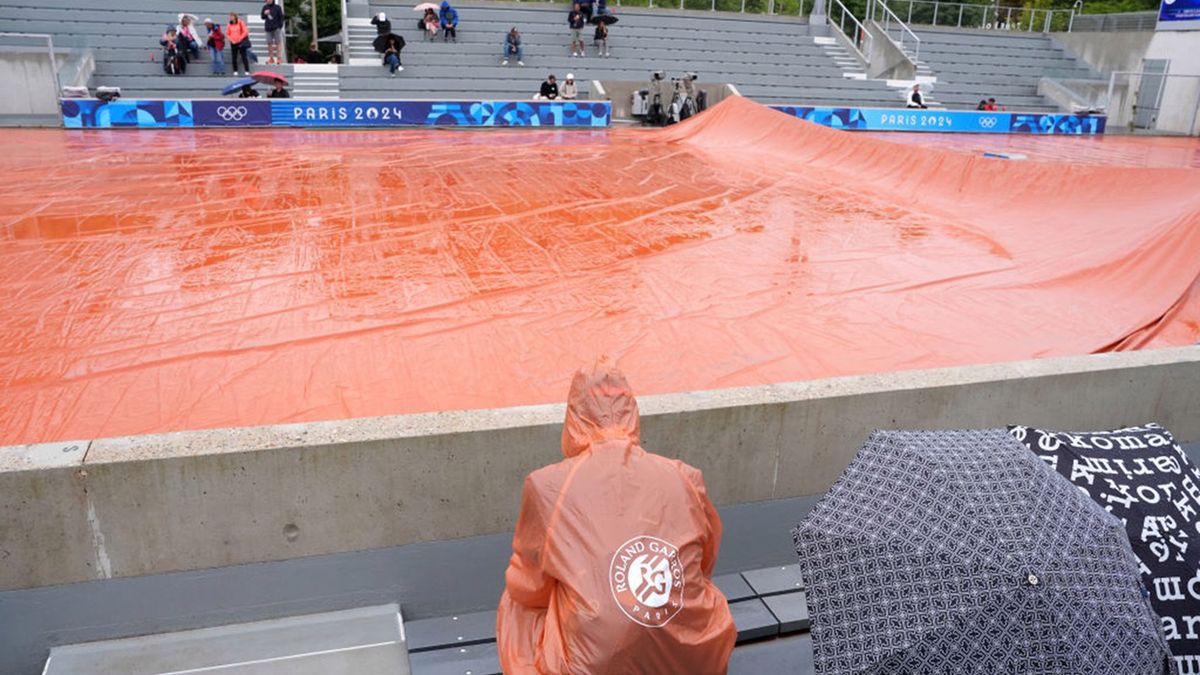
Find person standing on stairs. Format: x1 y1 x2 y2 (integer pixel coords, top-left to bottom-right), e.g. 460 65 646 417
203 18 226 75
261 0 285 65
227 13 251 76
568 4 586 57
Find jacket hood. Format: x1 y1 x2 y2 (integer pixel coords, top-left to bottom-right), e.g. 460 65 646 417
441 1 451 7
561 358 640 458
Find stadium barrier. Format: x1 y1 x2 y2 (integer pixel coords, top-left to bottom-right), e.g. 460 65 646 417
771 105 1107 134
59 98 614 129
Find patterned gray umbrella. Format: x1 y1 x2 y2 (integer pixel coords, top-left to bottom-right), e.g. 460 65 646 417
792 428 1174 675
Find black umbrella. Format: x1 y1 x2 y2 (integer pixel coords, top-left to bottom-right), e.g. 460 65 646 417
1011 422 1200 673
373 32 405 53
590 14 618 24
793 428 1173 675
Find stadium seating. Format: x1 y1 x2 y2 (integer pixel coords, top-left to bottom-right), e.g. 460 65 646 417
911 26 1097 112
0 0 286 99
0 0 1084 110
342 3 904 105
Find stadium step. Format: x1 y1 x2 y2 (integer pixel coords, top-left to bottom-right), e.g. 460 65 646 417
292 63 340 99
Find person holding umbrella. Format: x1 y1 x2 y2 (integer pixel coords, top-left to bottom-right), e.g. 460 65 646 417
380 33 405 76
249 71 290 96
591 14 615 58
260 0 285 65
227 13 251 76
239 84 259 98
422 8 440 40
439 1 459 42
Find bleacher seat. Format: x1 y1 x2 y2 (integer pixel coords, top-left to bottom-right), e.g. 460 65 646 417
911 26 1095 112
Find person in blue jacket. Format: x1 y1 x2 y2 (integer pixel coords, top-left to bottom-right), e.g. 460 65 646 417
439 1 459 42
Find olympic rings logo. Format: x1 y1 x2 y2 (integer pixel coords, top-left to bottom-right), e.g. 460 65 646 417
979 116 998 129
216 105 249 121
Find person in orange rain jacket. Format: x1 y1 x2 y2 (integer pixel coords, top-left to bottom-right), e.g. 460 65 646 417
497 359 736 674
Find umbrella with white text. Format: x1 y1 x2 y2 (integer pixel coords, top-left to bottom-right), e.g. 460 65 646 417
1011 422 1199 675
793 428 1174 675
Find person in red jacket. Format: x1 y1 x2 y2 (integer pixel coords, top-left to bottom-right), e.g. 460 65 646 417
226 13 251 76
203 18 226 75
497 358 737 674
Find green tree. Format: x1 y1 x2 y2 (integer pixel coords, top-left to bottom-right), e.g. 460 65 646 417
283 0 343 61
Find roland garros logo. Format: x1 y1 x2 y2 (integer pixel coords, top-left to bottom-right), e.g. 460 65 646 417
609 535 685 628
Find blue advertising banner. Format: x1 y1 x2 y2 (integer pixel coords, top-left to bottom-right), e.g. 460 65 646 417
1159 0 1200 26
270 100 610 127
61 99 612 129
771 105 1105 135
192 100 273 127
61 99 193 129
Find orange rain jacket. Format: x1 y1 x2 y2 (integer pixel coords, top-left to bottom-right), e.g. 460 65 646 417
497 361 736 674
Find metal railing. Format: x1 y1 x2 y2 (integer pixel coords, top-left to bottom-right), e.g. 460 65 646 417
1105 69 1200 135
1070 10 1157 32
872 0 921 62
880 0 1076 32
829 0 874 60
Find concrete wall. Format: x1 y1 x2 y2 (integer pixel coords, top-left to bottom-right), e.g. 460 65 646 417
0 48 61 126
865 20 915 80
3 346 1200 592
1053 30 1153 75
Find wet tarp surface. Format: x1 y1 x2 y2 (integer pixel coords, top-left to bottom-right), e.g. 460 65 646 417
1 97 1199 446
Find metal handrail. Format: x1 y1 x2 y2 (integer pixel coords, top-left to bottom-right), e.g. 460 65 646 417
872 0 920 63
881 0 1076 32
340 0 349 61
829 0 873 61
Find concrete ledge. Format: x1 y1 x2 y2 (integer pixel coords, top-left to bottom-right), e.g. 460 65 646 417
2 346 1199 591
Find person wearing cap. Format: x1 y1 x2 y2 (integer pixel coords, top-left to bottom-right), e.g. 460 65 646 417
538 74 559 100
560 73 578 100
203 18 226 75
371 11 392 35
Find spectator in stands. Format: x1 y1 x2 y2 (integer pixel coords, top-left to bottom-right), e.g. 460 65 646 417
302 42 325 64
175 16 202 63
160 27 186 75
568 4 586 57
538 74 559 100
496 359 737 675
597 0 609 16
328 52 343 64
976 99 988 110
227 13 252 76
382 34 405 76
439 1 459 42
203 19 226 75
502 27 524 66
239 84 259 98
267 81 290 98
986 97 1005 111
593 20 610 58
423 9 440 40
560 73 578 100
906 84 927 109
371 12 392 35
261 0 285 65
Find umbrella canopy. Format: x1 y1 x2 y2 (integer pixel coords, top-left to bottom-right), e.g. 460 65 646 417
413 2 439 10
221 77 257 96
250 71 288 86
177 12 198 23
373 33 404 53
793 428 1173 675
590 14 618 24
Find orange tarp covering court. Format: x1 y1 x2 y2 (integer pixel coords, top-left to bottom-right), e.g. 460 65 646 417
1 97 1199 446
